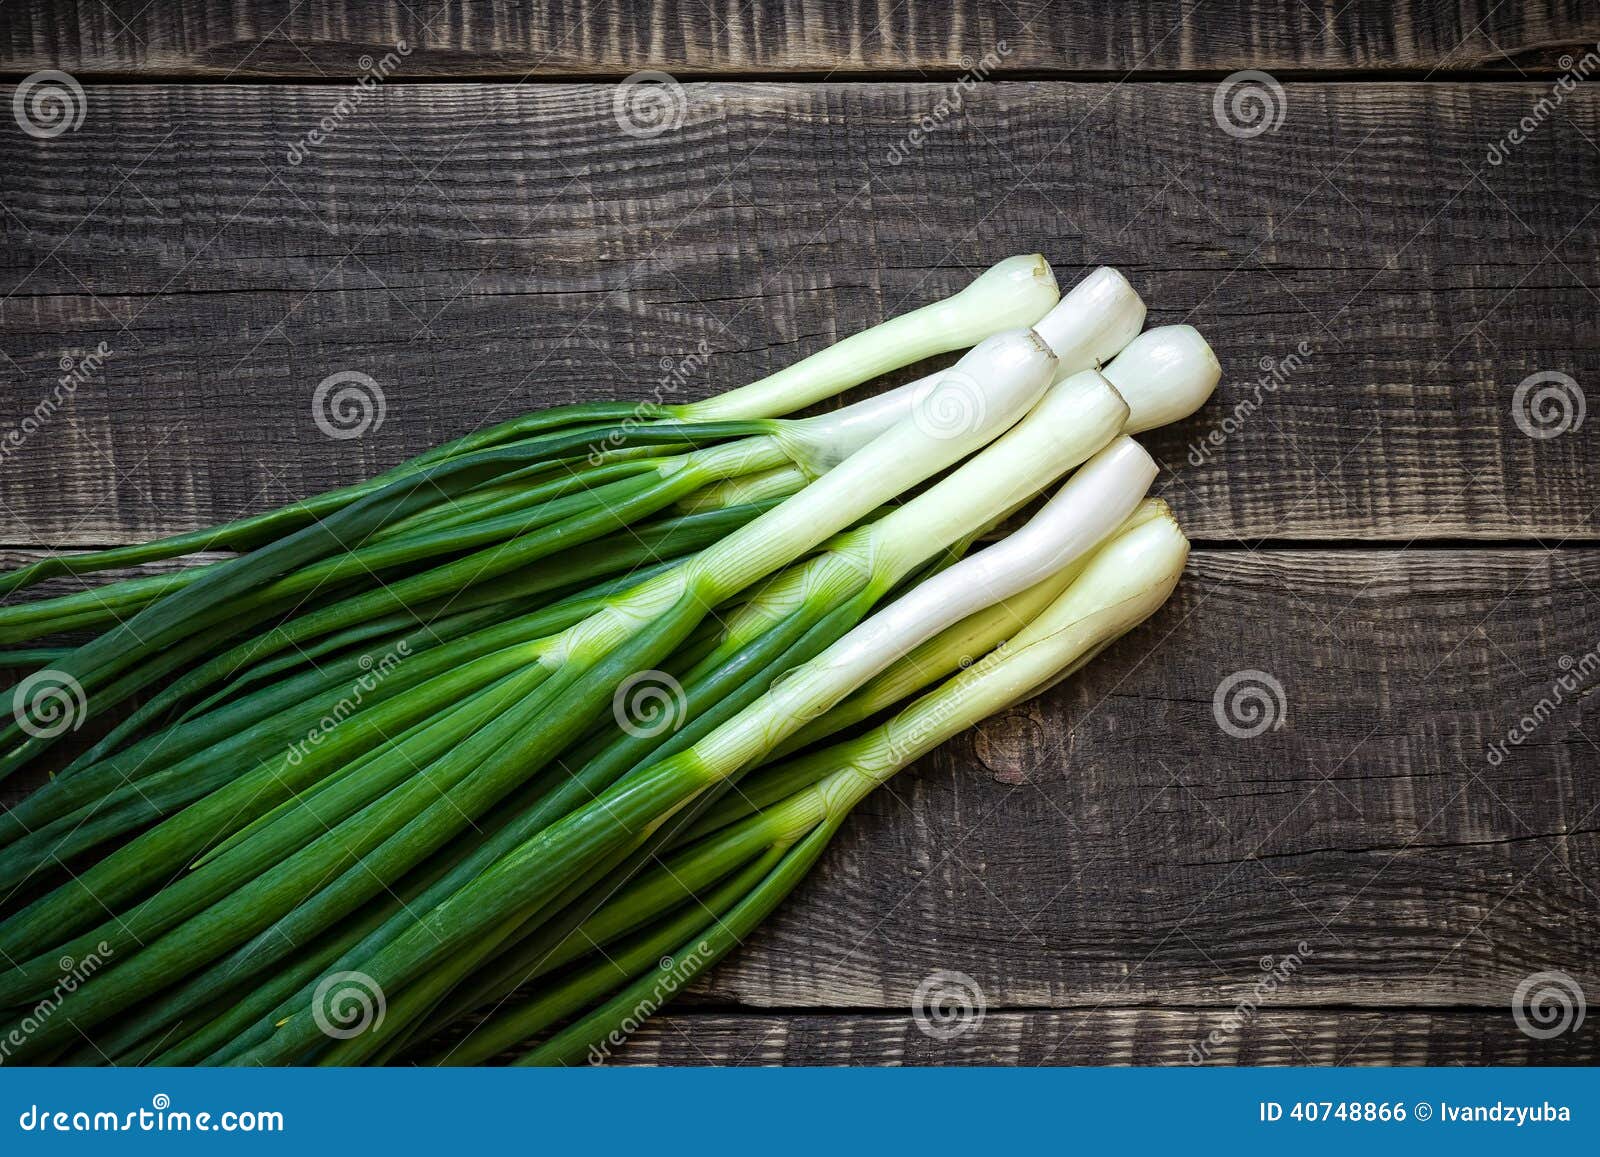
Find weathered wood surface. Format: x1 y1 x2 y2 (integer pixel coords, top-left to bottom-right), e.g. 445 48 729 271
3 1 1599 77
606 1010 1600 1065
2 82 1597 543
556 550 1597 1014
5 547 1596 1055
1 63 1596 1065
400 546 1598 1065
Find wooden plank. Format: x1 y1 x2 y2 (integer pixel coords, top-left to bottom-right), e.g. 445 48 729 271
618 549 1599 1011
4 542 1594 1013
601 1010 1599 1065
2 1 1598 77
0 82 1595 542
26 546 1574 1016
4 566 1596 1039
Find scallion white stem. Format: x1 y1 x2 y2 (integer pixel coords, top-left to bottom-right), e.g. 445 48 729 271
682 255 1060 420
1103 324 1222 434
815 507 1190 816
690 435 1157 776
543 328 1060 667
773 265 1147 473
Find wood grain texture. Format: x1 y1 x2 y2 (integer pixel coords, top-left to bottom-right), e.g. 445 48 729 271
362 546 1595 1050
604 1010 1599 1065
1 67 1596 1066
5 544 1596 1030
572 549 1599 1015
1 82 1596 543
2 1 1598 77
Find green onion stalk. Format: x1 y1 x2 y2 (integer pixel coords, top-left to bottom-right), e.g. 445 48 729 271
1 307 1218 1067
0 326 1065 1054
0 254 1061 601
192 317 1216 1069
176 363 1154 1066
0 269 1221 1069
445 502 1191 1066
221 428 1160 1065
0 258 1066 778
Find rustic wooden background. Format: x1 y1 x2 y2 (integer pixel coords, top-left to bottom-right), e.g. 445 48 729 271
2 1 1598 1065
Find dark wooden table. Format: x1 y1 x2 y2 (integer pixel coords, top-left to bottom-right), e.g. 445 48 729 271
2 1 1597 1065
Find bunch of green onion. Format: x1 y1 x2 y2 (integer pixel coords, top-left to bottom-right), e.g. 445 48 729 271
0 254 1218 1064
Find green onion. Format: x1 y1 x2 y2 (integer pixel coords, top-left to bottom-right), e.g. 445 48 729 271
0 327 1062 1048
224 429 1158 1065
0 255 1060 601
467 506 1191 1066
0 254 1221 1068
